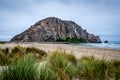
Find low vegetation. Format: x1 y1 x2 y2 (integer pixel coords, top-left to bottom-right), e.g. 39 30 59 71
0 46 47 65
56 38 85 43
0 46 120 80
1 54 37 80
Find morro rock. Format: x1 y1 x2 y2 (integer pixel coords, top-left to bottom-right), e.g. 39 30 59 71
11 17 101 43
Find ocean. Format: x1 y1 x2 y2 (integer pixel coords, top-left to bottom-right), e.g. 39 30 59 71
71 41 120 50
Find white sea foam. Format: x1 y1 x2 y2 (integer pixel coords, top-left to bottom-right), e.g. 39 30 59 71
71 41 120 50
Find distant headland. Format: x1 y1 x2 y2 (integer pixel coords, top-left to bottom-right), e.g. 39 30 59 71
10 17 101 43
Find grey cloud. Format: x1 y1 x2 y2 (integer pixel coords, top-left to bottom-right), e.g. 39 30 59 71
0 0 120 41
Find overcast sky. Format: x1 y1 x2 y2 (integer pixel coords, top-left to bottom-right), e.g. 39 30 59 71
0 0 120 41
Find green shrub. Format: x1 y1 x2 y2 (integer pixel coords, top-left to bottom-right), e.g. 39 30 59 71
66 38 85 43
56 38 85 43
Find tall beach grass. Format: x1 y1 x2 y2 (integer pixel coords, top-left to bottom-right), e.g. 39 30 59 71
1 54 37 80
0 46 120 80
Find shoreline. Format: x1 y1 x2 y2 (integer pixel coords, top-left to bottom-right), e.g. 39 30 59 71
2 41 120 50
0 43 120 60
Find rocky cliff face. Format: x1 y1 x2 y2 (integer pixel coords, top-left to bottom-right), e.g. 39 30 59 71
11 17 101 43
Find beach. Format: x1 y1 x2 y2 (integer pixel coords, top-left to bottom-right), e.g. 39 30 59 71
0 42 120 60
0 43 120 80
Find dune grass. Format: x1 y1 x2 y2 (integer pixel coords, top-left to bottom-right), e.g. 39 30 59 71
0 53 9 66
77 56 120 80
0 46 120 80
10 46 47 58
1 54 37 80
39 64 57 80
49 51 77 80
0 46 47 65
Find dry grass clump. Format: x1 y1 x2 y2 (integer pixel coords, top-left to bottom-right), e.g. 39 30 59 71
0 53 9 66
0 46 47 65
10 46 47 58
26 47 47 58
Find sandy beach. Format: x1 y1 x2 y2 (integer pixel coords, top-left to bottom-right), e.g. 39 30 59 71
0 42 120 60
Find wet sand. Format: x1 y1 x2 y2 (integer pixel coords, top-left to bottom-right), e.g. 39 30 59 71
0 42 120 60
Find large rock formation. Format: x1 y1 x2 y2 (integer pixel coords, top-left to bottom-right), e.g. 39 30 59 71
11 17 101 43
